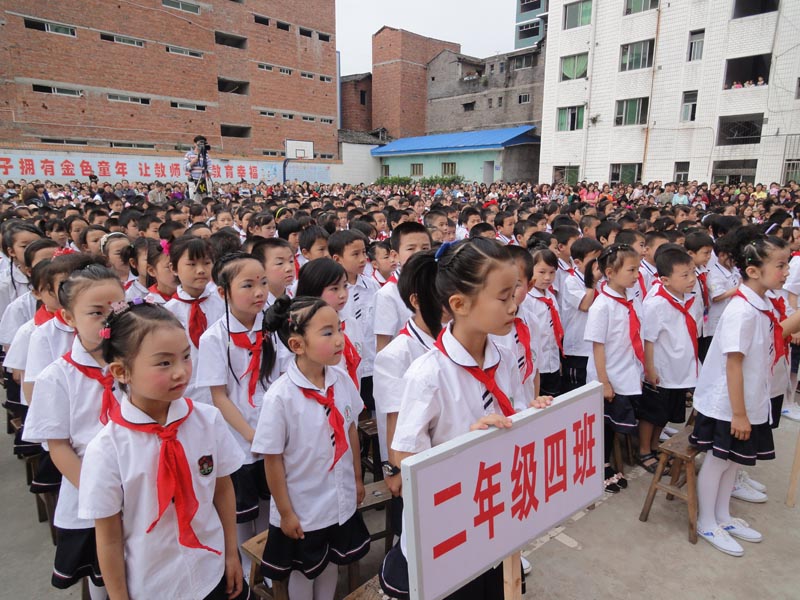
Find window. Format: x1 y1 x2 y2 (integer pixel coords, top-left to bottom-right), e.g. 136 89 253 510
614 97 649 126
560 53 589 81
318 33 331 42
32 85 82 97
320 75 332 83
498 96 504 107
320 118 334 124
162 0 199 14
258 64 273 71
260 111 276 117
442 162 457 176
279 67 292 75
712 159 758 183
302 116 315 122
784 160 800 184
687 30 704 62
24 18 76 37
254 15 270 26
733 0 779 19
624 0 658 15
40 138 88 145
796 78 800 99
518 94 531 104
110 142 155 149
499 62 505 73
263 150 279 157
724 54 771 88
564 0 592 29
463 102 476 112
220 125 251 138
557 106 584 131
554 166 580 185
214 31 247 49
299 28 313 38
282 114 294 120
276 21 290 31
620 39 655 71
217 78 249 95
301 72 314 80
513 54 535 69
166 45 202 58
680 91 698 122
520 0 542 13
610 163 642 184
320 154 334 160
488 98 493 108
108 94 150 105
717 113 764 146
411 163 424 177
490 64 495 73
381 165 390 177
674 162 690 183
100 33 144 47
174 144 192 151
518 22 540 40
171 101 205 111
360 90 367 105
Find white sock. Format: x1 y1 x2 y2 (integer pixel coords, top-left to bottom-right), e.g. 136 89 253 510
237 521 256 578
288 570 314 600
715 462 740 524
88 579 106 600
697 453 729 531
313 563 338 600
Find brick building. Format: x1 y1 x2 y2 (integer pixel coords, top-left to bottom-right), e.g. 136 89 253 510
0 0 339 160
340 73 373 132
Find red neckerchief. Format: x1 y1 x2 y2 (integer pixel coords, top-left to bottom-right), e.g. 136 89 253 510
559 261 575 276
387 273 398 285
54 309 70 327
768 295 790 362
433 329 515 417
514 317 534 383
171 294 208 347
340 322 361 389
148 284 172 302
533 292 564 355
655 287 699 375
792 251 800 258
62 351 117 424
124 279 135 291
637 272 647 297
600 284 645 366
301 385 348 470
34 305 55 326
108 398 220 554
372 270 387 287
733 290 786 368
230 331 263 407
398 325 410 337
696 271 710 313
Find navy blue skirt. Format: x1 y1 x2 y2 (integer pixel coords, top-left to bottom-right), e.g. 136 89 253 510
690 412 775 466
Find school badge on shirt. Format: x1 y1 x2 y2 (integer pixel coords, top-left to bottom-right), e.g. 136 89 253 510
198 455 214 476
344 405 352 424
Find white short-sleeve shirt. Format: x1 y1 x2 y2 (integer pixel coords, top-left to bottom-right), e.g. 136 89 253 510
524 287 562 374
4 319 36 403
639 260 658 292
767 290 791 400
373 278 412 338
24 318 74 383
251 360 363 531
345 274 380 375
642 289 699 389
23 337 121 529
0 266 29 321
124 278 149 302
561 270 592 357
585 286 644 396
0 291 35 346
79 397 244 600
491 311 537 406
783 254 800 296
707 262 740 335
693 285 773 425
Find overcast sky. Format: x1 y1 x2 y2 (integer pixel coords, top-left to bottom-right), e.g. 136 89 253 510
335 0 517 75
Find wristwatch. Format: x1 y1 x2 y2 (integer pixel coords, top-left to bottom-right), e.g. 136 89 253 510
382 461 401 478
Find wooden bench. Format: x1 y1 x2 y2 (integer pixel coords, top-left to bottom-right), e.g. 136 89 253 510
639 426 699 544
358 419 382 483
343 575 384 599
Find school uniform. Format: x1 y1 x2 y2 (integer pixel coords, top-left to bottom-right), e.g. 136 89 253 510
495 232 514 245
767 290 792 429
345 274 380 408
123 277 149 302
373 272 412 339
641 287 698 427
23 337 121 589
560 270 592 391
79 396 247 600
251 359 370 581
689 285 776 466
491 310 538 405
707 262 740 336
165 283 225 405
524 287 563 396
144 284 173 306
639 260 658 292
694 266 712 360
585 284 643 434
554 258 574 303
24 316 75 385
0 290 36 346
5 319 41 459
372 269 388 287
196 312 270 522
0 264 30 320
784 253 800 298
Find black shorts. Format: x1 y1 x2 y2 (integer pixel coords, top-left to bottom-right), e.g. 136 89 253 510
30 451 62 494
635 384 689 428
260 511 370 581
770 395 784 429
360 376 375 412
52 527 103 589
539 371 562 397
698 336 712 363
202 566 251 600
690 412 775 466
230 460 270 523
605 394 639 434
561 355 588 392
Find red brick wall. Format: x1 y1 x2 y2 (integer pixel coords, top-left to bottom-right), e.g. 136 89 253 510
371 27 459 139
340 76 372 132
0 0 339 158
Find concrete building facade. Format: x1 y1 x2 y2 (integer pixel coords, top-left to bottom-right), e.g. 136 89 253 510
515 0 549 49
539 0 800 186
0 0 339 160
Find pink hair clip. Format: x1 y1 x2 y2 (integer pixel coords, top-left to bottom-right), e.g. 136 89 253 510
160 239 170 255
109 301 129 315
99 327 111 339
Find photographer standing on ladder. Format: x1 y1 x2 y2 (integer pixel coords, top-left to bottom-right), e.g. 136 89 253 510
184 134 213 202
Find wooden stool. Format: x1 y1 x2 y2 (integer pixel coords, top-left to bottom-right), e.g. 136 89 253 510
358 419 382 483
359 479 394 555
343 575 383 599
639 426 699 544
241 531 289 600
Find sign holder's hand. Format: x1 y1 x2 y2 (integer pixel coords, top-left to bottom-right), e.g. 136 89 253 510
470 414 513 431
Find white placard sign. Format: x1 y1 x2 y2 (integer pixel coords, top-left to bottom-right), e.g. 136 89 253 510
402 382 604 600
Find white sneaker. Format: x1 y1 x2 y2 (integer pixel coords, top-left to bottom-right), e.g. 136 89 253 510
659 430 670 442
697 525 744 557
782 404 800 422
721 518 763 543
663 426 679 436
521 555 532 575
731 480 768 503
739 470 766 493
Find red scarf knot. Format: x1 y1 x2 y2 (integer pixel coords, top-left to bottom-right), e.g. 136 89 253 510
148 284 172 302
230 331 263 407
734 290 787 369
301 386 348 470
514 317 534 383
534 293 564 355
34 305 56 326
62 351 117 425
600 284 645 366
655 287 699 375
171 294 209 347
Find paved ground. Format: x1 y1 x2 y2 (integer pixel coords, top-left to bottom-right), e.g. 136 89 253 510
3 416 800 599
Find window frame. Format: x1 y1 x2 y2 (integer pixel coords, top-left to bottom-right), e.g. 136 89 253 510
687 30 704 62
557 105 585 131
614 97 649 126
162 0 200 14
518 93 531 104
166 45 203 58
560 52 589 81
411 163 424 177
624 0 658 15
620 39 655 72
563 0 592 30
441 162 457 176
108 93 150 105
680 91 698 122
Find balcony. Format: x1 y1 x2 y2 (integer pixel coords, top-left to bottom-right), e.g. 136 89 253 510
724 54 771 89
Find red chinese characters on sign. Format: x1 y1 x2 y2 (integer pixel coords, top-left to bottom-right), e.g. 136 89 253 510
19 158 35 176
98 161 111 177
544 429 568 502
431 483 467 560
79 160 93 177
169 163 181 177
210 165 221 179
473 461 504 540
138 163 151 178
510 442 539 520
0 158 12 176
61 160 75 177
115 162 127 177
572 413 596 485
250 166 258 179
154 163 166 178
40 159 55 176
224 165 234 179
236 165 246 179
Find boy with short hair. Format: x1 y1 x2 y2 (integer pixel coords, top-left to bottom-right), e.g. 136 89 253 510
685 231 715 359
552 225 581 298
616 229 648 299
494 211 516 245
368 240 394 286
514 220 537 248
250 237 296 308
640 231 669 291
596 220 620 247
298 225 330 266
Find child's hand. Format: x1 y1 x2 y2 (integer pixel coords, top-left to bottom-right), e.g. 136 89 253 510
280 512 304 540
529 395 553 409
731 414 751 441
223 551 244 599
470 414 513 431
386 473 402 497
602 382 614 402
356 480 365 506
645 369 660 386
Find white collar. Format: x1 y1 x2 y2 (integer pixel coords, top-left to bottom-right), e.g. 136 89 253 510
119 394 191 426
286 358 339 392
175 283 213 301
225 310 263 335
737 284 769 311
439 323 500 370
68 336 103 368
405 318 435 350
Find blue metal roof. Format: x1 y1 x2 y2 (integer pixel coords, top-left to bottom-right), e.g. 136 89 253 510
371 125 538 157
